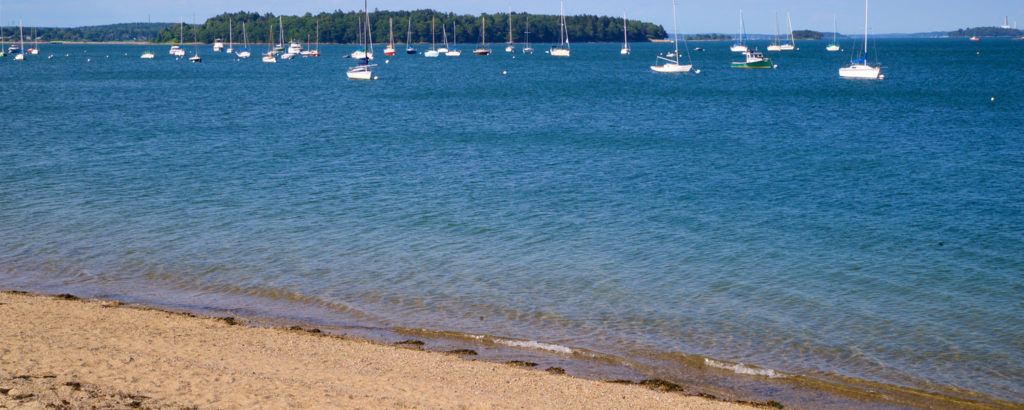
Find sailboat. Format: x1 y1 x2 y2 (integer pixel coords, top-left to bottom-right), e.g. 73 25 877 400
406 17 417 54
262 23 277 63
141 49 155 59
438 23 449 53
826 15 840 51
779 13 795 50
424 16 439 57
27 28 38 54
384 18 396 55
226 18 234 54
839 0 883 79
189 18 201 63
13 20 23 60
620 14 630 55
446 22 461 56
505 9 515 53
170 20 185 56
522 16 533 54
347 0 377 80
280 17 297 59
730 9 748 52
236 21 251 58
550 1 570 57
0 12 6 58
767 12 782 51
651 0 692 73
311 20 322 56
473 17 491 55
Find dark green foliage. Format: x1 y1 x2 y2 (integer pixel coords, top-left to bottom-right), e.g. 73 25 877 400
793 30 822 40
0 23 172 42
685 33 732 40
949 26 1023 37
152 10 666 44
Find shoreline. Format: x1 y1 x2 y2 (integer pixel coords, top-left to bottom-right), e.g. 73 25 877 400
1 284 1011 409
0 290 765 409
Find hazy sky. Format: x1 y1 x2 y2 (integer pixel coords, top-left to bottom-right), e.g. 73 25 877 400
2 1 1022 34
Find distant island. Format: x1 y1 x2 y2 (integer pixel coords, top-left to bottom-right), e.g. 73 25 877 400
684 34 731 40
948 26 1023 38
0 10 667 44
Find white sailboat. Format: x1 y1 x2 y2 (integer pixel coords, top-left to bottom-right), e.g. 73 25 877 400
27 28 38 54
473 16 491 55
189 20 201 63
280 17 296 59
505 9 515 53
0 10 6 58
309 20 321 56
262 23 277 63
384 18 396 55
522 16 534 54
226 18 234 54
347 0 377 80
651 0 692 73
141 49 155 59
14 21 23 60
550 1 570 57
446 22 461 56
170 19 186 56
730 9 748 52
620 14 630 55
236 21 251 58
767 12 782 51
839 0 883 80
438 23 449 53
424 16 439 57
826 15 840 51
779 12 795 50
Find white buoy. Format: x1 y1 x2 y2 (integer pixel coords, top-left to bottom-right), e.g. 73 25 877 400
373 76 379 80
991 97 995 101
502 70 507 75
695 69 701 74
773 64 779 69
385 59 389 64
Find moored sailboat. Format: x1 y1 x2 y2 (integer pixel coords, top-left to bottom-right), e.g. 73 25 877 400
826 15 840 51
650 0 692 73
438 23 450 53
262 23 277 63
226 18 234 53
170 20 186 56
839 0 883 79
406 17 417 54
236 21 251 58
767 12 782 51
347 0 377 80
550 1 570 57
384 18 396 55
620 14 630 55
424 16 439 57
473 16 491 55
446 22 461 56
730 9 748 52
522 16 534 54
505 9 515 53
779 12 795 50
189 21 201 63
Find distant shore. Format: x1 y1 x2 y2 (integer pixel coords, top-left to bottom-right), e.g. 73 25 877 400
0 291 753 409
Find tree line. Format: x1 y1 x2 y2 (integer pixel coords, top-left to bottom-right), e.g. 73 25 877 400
948 27 1023 37
0 23 170 42
152 10 666 45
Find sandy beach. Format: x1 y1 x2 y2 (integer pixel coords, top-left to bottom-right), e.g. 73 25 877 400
0 291 755 409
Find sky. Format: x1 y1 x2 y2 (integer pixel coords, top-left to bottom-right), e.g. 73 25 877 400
1 1 1022 34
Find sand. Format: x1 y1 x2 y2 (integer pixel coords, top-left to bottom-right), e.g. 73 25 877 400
0 291 753 409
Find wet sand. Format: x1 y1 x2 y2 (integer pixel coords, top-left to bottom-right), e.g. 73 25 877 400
0 291 754 408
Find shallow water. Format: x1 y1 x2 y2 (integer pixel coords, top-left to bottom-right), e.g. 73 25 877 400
1 39 1022 406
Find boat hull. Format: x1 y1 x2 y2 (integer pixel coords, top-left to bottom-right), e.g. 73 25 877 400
779 44 795 51
731 59 773 69
346 67 374 80
620 48 630 55
550 47 570 57
826 44 840 52
473 48 491 55
766 44 781 51
650 63 692 73
140 53 155 59
236 51 251 58
423 50 439 57
730 44 747 52
839 64 882 79
445 50 461 56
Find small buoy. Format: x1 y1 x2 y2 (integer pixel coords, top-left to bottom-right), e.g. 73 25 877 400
86 58 90 62
502 70 507 75
772 64 779 69
991 97 995 101
385 59 389 64
373 76 379 80
695 69 701 74
977 51 980 55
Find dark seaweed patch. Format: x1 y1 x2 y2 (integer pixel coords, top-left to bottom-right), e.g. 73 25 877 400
506 360 537 367
639 379 685 392
545 367 566 374
64 381 82 391
219 317 238 325
55 294 79 300
394 340 425 346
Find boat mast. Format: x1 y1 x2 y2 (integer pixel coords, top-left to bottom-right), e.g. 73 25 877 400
508 8 513 45
864 0 869 56
671 0 678 63
623 13 628 49
389 18 394 48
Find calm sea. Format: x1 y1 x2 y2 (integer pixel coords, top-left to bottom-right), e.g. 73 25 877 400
1 39 1021 407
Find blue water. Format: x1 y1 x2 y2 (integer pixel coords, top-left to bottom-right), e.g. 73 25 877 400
1 39 1022 405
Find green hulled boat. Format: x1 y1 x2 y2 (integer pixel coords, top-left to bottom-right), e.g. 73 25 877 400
731 51 774 69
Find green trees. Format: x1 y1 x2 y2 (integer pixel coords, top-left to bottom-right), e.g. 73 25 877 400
948 27 1023 38
0 23 170 42
151 10 667 44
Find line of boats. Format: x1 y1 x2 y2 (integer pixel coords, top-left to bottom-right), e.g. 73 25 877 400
3 0 884 80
